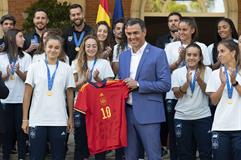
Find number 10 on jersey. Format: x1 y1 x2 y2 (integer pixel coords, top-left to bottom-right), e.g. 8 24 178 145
101 106 112 119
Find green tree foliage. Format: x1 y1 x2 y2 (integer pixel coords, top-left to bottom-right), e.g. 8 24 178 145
167 2 187 13
190 2 202 12
23 0 70 32
152 0 163 12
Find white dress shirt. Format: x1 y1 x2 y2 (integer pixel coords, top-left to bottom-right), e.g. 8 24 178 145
127 42 147 105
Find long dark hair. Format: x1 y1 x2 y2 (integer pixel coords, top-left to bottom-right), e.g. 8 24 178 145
212 18 238 63
180 17 199 44
96 21 114 59
4 28 24 61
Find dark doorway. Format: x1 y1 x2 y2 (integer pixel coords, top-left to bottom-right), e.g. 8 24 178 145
144 16 223 46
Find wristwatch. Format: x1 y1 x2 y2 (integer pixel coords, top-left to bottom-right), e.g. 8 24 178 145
136 82 139 87
232 81 239 87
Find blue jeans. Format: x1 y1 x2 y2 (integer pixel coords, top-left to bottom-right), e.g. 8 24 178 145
1 103 27 160
174 117 212 160
74 111 89 160
29 126 67 160
212 131 241 160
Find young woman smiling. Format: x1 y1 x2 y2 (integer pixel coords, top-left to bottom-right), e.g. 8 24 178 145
71 35 114 160
206 39 241 160
96 21 113 61
0 28 31 160
172 43 212 160
164 17 211 159
22 34 75 160
208 18 238 70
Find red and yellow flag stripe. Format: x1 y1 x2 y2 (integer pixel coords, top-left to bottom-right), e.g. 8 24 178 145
96 0 111 27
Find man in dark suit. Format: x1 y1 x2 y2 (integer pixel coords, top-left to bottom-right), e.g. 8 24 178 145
119 18 171 160
24 9 49 56
62 4 92 160
63 4 92 65
156 12 182 49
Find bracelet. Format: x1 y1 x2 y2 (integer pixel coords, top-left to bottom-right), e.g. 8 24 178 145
179 86 186 94
22 120 29 122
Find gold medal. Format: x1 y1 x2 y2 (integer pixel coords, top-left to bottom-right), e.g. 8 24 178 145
75 47 80 52
10 75 14 80
47 90 53 96
227 99 232 104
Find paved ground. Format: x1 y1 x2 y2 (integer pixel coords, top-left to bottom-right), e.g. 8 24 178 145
1 133 172 159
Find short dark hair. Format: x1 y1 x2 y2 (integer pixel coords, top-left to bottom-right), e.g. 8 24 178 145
125 18 146 31
167 12 182 21
69 4 83 13
33 8 48 18
113 18 125 29
0 15 16 25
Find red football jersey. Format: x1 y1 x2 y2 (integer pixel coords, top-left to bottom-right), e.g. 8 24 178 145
74 80 129 154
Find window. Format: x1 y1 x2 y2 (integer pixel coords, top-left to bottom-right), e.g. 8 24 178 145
144 0 225 13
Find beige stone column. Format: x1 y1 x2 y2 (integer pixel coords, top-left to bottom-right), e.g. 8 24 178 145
130 0 142 18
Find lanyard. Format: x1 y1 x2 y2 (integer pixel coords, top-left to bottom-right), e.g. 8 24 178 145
9 59 17 75
88 59 97 82
73 31 85 47
224 66 238 99
45 59 59 91
189 69 196 94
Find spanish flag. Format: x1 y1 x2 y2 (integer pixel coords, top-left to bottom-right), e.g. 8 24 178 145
96 0 111 27
112 0 124 25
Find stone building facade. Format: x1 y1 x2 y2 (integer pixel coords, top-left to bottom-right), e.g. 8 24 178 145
0 0 241 44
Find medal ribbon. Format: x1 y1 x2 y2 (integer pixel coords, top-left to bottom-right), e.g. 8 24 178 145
9 59 17 76
73 31 85 48
88 59 97 82
8 53 17 76
224 66 238 99
189 70 196 94
45 59 59 91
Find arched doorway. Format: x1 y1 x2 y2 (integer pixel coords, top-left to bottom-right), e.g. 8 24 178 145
130 0 238 45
